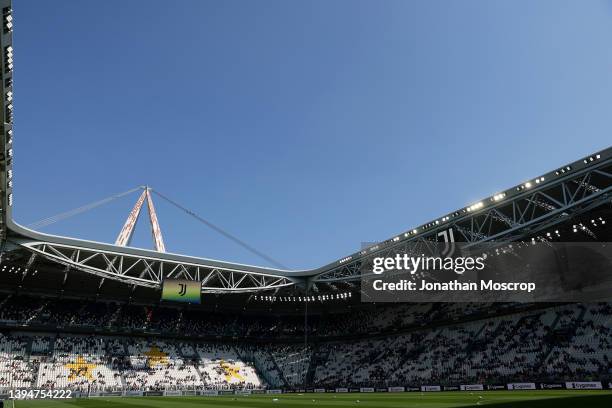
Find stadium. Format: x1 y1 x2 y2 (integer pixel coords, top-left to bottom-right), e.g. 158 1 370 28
0 0 611 406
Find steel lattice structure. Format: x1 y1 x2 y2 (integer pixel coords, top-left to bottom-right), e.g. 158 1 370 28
312 155 612 283
15 241 294 293
0 0 610 294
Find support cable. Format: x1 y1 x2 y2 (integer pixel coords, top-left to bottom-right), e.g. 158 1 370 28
27 186 144 230
150 189 288 269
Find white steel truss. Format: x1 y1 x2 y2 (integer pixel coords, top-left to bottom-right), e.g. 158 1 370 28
313 157 612 283
0 0 611 294
19 241 295 293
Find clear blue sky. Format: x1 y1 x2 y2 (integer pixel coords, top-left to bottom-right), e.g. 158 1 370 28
11 0 612 269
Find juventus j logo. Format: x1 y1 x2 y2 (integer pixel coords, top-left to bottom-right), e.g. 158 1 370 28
437 228 456 257
178 284 187 296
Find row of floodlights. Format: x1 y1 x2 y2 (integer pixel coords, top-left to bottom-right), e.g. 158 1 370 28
527 216 606 241
517 177 545 191
489 216 607 257
4 45 12 74
1 264 37 275
2 264 22 273
339 151 607 266
490 231 564 257
4 45 12 125
363 152 606 258
388 176 552 244
3 16 14 209
583 154 601 164
254 292 352 303
529 230 562 244
573 217 606 232
2 7 12 34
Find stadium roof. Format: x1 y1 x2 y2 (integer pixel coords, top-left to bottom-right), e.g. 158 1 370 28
0 0 611 302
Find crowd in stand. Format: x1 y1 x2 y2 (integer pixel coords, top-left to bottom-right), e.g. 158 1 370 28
0 296 508 339
0 300 609 391
311 304 611 388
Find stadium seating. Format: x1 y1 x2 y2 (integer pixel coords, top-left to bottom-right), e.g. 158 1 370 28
36 336 123 391
0 299 610 391
197 344 262 389
0 334 33 390
122 339 202 390
270 344 311 386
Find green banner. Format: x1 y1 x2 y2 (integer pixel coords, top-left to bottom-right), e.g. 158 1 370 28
161 280 201 304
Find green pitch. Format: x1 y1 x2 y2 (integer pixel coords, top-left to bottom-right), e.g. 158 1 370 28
9 390 612 408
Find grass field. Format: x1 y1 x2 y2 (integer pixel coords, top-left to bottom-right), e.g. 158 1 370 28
8 390 612 408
